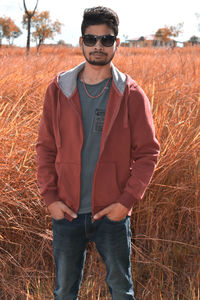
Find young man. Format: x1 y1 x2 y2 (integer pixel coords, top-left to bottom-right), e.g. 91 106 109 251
36 6 160 300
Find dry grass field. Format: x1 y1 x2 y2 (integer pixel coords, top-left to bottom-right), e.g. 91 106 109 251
0 45 200 300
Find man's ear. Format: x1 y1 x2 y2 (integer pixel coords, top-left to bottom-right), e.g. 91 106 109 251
116 38 120 50
79 37 83 48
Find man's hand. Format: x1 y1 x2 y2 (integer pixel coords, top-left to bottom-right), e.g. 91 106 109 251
48 201 77 220
93 203 129 221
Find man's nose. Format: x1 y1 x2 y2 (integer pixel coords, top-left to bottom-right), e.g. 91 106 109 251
94 39 103 49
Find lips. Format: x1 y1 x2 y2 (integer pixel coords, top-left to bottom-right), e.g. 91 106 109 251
90 52 107 57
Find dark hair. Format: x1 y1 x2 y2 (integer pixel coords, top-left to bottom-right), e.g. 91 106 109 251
81 6 119 36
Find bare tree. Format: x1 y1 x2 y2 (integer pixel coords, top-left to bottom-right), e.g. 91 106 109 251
23 0 38 54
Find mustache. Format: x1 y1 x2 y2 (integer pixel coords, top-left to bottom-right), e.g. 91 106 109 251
89 51 107 56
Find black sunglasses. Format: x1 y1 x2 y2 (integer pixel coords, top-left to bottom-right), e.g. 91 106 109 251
82 34 117 47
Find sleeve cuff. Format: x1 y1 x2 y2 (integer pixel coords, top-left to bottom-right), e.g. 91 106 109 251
117 191 138 210
43 190 60 207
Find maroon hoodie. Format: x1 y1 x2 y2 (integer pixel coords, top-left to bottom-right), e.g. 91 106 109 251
36 62 160 220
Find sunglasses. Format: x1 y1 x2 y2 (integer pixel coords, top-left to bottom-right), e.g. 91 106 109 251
82 34 117 47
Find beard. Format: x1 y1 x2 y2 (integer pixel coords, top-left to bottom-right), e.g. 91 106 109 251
83 48 116 66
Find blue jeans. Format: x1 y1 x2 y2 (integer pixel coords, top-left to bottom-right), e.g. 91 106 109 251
52 213 135 300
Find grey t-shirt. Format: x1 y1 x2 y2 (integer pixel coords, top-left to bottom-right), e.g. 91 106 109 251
77 77 112 214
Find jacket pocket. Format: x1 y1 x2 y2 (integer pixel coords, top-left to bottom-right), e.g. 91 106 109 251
95 162 121 207
56 162 80 211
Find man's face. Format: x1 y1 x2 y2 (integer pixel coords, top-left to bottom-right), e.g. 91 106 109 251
79 24 120 66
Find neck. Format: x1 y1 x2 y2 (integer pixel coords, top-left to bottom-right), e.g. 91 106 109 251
79 62 112 84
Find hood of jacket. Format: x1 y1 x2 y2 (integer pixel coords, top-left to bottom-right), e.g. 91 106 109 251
57 61 127 98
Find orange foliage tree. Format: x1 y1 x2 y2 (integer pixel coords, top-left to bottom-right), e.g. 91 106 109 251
0 17 22 46
155 23 183 41
23 11 62 51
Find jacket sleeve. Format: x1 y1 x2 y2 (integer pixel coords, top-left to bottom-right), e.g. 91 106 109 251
36 83 60 207
117 84 160 209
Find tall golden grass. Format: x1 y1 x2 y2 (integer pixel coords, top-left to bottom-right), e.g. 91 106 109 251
0 45 199 300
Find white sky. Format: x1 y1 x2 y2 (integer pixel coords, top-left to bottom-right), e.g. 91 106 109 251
0 0 200 46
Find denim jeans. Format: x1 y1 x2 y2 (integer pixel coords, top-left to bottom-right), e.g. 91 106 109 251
52 213 135 300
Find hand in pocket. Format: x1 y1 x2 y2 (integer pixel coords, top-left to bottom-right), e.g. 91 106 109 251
48 201 77 220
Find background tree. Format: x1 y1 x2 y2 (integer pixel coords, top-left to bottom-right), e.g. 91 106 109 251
0 17 22 46
33 11 62 50
188 35 200 45
58 39 66 45
23 0 38 54
155 23 184 41
23 11 62 52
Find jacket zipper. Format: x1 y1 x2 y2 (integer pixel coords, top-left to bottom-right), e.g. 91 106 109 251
68 97 84 214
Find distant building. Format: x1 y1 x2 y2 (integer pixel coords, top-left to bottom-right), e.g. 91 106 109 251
125 35 177 48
